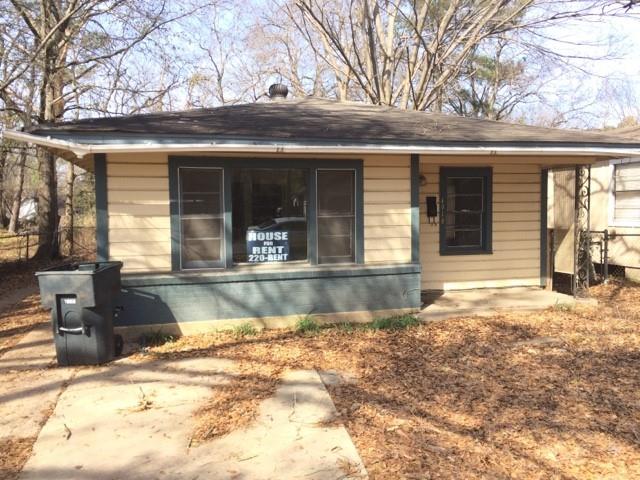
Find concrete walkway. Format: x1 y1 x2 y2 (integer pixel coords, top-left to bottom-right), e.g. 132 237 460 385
19 361 367 479
419 287 582 321
187 369 367 479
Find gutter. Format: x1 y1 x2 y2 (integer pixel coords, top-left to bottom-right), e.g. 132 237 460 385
4 128 640 159
3 130 92 158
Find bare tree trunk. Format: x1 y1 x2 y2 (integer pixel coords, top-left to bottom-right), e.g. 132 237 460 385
62 163 75 256
8 148 27 233
0 146 7 228
34 149 59 259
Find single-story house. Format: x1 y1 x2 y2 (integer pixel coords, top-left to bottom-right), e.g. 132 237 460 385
5 88 640 336
549 126 640 281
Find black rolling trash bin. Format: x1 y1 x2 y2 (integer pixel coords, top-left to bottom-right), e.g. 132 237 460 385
36 261 124 366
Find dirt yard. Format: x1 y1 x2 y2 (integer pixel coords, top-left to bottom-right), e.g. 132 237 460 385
142 280 640 479
1 280 639 479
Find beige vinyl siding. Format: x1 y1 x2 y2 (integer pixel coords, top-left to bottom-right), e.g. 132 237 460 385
363 156 411 263
549 168 575 275
106 152 412 273
107 153 171 273
420 160 542 291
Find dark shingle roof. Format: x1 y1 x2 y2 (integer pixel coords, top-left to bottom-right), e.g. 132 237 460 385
26 97 640 147
610 125 640 140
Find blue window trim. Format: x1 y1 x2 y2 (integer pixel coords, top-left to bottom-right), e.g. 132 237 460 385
168 156 364 271
439 166 493 256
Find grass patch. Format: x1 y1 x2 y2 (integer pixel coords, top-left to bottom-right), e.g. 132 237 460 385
337 322 356 333
553 301 574 312
232 322 258 338
368 314 419 331
296 314 321 335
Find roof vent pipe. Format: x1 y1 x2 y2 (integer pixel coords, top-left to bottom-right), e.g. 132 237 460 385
268 83 289 101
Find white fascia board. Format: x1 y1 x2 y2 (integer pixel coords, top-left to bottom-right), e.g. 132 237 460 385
3 129 91 158
4 128 640 159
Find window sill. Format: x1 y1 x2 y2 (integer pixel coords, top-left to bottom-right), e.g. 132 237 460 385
439 249 493 256
609 223 640 229
121 263 421 287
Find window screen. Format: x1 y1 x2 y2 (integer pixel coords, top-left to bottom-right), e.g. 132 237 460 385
179 168 224 269
232 168 308 263
614 162 640 225
440 168 491 254
445 177 484 247
317 169 355 264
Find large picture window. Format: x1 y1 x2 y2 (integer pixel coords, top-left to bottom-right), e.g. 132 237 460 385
170 158 363 271
317 169 355 264
232 168 308 263
178 167 224 269
440 167 492 255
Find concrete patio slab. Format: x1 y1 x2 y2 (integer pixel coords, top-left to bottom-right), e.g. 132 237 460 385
419 287 585 321
20 361 367 479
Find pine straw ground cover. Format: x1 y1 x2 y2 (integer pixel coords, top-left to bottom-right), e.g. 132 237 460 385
0 438 38 480
138 281 639 478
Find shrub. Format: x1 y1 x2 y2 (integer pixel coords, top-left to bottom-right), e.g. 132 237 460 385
369 315 419 331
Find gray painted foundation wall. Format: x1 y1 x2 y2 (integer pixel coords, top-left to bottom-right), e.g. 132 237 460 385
115 265 421 327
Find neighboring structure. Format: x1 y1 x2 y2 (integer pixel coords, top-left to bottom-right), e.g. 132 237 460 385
549 126 640 282
5 92 640 336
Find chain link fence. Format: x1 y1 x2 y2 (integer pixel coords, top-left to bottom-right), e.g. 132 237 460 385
590 230 639 282
0 226 96 263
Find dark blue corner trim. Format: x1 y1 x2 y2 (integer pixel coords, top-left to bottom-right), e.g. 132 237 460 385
540 169 548 286
94 153 108 262
411 154 420 264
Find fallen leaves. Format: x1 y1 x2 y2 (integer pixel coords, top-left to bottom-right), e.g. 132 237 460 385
0 295 48 357
0 437 37 480
142 279 640 479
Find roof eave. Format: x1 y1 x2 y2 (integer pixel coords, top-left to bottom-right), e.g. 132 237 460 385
5 129 640 160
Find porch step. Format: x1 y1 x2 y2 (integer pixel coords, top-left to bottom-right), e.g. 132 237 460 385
418 287 592 321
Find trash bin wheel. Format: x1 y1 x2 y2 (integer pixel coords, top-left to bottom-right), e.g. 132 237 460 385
114 334 124 357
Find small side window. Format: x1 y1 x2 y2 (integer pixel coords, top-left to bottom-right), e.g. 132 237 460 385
440 167 492 255
613 162 640 226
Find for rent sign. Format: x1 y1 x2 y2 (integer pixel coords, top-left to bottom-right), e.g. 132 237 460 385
246 230 290 262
